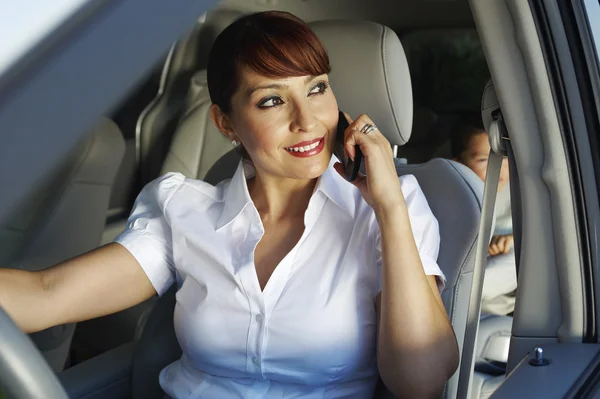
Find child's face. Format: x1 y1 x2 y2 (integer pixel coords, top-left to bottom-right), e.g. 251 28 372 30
458 132 510 192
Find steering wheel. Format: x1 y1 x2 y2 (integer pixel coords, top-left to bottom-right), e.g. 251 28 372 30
0 307 68 399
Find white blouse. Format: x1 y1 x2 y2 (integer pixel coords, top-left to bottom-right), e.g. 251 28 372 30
115 156 444 399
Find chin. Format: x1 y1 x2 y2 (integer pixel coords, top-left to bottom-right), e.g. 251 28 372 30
293 153 331 179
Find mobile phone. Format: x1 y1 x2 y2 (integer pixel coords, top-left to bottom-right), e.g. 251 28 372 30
334 110 363 181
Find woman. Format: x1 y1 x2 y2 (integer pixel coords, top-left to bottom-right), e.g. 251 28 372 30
0 11 458 399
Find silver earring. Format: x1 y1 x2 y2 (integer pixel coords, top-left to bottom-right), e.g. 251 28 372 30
231 140 238 146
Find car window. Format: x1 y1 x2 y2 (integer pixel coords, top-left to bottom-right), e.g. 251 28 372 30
0 0 91 77
402 30 490 114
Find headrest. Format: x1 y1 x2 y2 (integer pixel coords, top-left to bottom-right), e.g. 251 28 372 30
192 9 245 69
204 9 245 36
481 80 499 133
310 20 413 146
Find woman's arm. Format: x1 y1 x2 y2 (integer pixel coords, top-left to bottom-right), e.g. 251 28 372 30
0 243 157 333
375 206 458 399
337 113 458 398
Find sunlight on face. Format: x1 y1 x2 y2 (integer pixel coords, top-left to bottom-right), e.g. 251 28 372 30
460 132 510 192
228 67 339 181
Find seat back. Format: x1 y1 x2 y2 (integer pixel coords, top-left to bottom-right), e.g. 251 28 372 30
137 9 243 185
132 19 483 399
0 117 125 371
394 159 482 398
160 70 232 179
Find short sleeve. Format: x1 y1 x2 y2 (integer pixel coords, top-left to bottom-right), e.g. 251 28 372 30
114 173 183 296
375 175 446 294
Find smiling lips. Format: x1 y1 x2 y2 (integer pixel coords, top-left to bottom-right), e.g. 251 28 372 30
284 137 325 158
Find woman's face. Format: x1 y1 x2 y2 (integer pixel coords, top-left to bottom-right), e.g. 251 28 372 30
225 67 339 181
460 132 510 192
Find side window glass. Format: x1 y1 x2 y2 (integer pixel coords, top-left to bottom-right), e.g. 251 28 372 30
402 30 490 113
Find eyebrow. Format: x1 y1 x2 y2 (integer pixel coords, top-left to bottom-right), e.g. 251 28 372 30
245 75 318 97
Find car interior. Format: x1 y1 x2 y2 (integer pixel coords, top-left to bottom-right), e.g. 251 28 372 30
1 0 600 398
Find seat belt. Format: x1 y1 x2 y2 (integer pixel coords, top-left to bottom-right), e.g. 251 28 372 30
456 113 509 399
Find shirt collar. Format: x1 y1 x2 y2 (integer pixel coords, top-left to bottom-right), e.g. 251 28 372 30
216 161 254 230
216 155 356 230
316 155 357 217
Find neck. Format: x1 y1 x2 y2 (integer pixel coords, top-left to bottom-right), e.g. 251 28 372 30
248 172 317 223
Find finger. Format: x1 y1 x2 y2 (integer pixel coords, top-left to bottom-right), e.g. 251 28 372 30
347 114 387 144
344 127 378 161
497 237 506 251
342 112 356 145
348 113 374 132
490 244 499 255
343 111 353 126
334 162 369 194
333 161 365 179
347 114 394 158
508 237 515 249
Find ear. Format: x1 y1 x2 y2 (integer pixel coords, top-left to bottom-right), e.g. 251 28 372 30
210 104 236 141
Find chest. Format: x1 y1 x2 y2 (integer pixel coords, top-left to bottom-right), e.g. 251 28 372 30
253 217 305 291
172 240 378 385
168 204 380 382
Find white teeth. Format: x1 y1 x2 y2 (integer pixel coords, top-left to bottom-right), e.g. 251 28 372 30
286 139 321 153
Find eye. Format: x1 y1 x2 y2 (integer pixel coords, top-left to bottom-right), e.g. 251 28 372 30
257 96 284 109
309 81 329 96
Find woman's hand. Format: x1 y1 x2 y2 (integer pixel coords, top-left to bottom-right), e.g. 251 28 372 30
488 234 514 256
333 113 404 215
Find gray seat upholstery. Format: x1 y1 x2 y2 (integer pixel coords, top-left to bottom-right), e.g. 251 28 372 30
137 9 243 186
160 69 232 179
82 12 244 360
393 159 482 399
0 117 125 371
124 19 488 399
475 314 513 375
470 372 505 399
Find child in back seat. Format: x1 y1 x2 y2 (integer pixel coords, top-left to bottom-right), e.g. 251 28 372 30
451 116 517 316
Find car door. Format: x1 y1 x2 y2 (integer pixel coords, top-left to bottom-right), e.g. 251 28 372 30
470 0 600 396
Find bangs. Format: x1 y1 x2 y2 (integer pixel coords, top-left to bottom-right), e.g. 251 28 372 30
207 11 331 114
237 15 330 78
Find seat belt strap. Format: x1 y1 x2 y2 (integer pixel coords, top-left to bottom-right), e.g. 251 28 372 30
457 117 507 398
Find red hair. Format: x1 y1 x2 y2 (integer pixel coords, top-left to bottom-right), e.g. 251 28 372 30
207 11 331 113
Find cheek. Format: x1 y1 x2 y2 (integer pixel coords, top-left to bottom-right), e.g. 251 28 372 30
468 162 487 181
321 94 339 115
500 161 510 178
238 114 286 152
316 94 339 139
475 169 487 182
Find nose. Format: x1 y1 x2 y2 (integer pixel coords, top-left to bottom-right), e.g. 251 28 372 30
290 101 317 133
